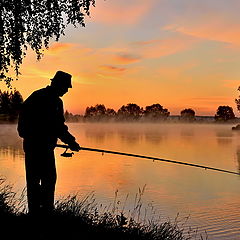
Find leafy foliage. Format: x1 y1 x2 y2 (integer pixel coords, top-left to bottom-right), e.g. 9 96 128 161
0 0 95 86
144 103 170 120
235 86 240 113
106 108 117 117
117 103 143 121
215 105 235 121
84 104 116 121
0 89 23 122
83 103 171 122
64 110 83 122
180 108 195 121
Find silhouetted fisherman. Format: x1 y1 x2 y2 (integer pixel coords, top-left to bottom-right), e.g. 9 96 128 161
17 71 81 216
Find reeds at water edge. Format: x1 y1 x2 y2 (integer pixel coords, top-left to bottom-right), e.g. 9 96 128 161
0 179 207 240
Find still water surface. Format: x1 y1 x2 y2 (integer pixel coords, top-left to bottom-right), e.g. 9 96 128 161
1 123 240 239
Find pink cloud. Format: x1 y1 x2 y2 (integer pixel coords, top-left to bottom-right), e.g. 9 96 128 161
44 42 74 55
100 65 126 72
44 42 93 57
155 62 198 80
113 54 141 64
163 14 240 47
90 0 155 25
133 35 198 59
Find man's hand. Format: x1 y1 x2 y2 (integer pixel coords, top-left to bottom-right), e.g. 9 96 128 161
68 141 81 152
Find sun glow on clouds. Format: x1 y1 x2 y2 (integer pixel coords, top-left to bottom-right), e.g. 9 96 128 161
114 54 141 64
3 0 240 116
43 42 74 55
161 1 240 48
100 65 126 73
90 0 156 25
164 22 240 48
132 35 198 59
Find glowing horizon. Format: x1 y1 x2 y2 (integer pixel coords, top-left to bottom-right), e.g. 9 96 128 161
1 0 240 116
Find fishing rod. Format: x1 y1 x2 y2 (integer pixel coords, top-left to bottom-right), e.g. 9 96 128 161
56 144 240 176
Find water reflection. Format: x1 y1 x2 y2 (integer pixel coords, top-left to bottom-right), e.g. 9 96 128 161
180 128 194 137
85 124 115 144
144 132 165 145
85 130 107 143
236 148 240 174
118 132 142 145
216 129 233 138
2 123 240 239
215 127 233 146
217 138 233 146
0 124 23 158
84 123 169 146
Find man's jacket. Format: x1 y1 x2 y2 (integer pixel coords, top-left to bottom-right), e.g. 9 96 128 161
17 86 75 146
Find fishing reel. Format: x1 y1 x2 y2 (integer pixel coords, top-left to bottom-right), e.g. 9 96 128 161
61 147 74 158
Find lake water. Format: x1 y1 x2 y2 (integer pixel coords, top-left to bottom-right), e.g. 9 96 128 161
1 122 240 239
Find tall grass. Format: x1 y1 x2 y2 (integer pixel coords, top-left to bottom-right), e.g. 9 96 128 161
0 178 26 216
0 179 207 240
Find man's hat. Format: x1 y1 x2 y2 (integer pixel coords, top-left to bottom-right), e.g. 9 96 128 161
51 71 72 88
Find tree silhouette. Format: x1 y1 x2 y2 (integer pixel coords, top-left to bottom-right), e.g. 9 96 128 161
106 108 116 118
235 86 240 113
64 110 71 121
84 104 107 121
0 90 23 121
143 104 170 121
64 110 82 122
180 108 195 122
0 90 11 114
85 106 96 118
117 103 143 121
9 90 23 121
0 0 95 86
95 104 107 117
215 106 235 122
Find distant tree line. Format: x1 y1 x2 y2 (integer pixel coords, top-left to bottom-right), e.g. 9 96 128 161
0 88 239 124
0 90 23 122
83 103 170 122
76 103 237 123
64 110 83 122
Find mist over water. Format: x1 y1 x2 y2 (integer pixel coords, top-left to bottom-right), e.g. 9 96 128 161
1 122 240 239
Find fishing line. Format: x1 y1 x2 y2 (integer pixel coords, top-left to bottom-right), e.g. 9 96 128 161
56 144 240 176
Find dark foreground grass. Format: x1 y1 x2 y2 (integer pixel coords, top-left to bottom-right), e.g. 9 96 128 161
0 179 206 240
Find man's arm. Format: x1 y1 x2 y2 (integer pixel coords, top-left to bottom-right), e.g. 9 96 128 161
58 126 81 151
57 99 81 151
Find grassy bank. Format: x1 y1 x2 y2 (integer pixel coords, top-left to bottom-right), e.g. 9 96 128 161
0 180 205 240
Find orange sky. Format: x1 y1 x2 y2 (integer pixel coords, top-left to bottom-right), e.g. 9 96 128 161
1 0 240 116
